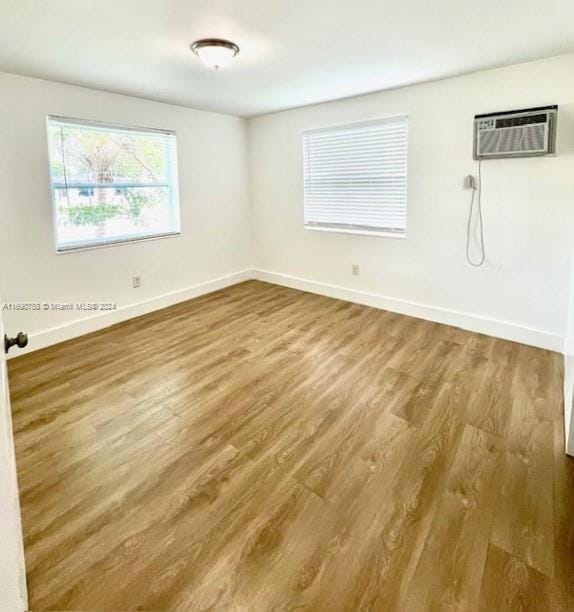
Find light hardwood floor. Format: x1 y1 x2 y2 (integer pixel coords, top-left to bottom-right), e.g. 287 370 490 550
8 280 574 611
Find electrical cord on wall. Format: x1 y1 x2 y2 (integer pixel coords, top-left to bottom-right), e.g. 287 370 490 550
466 159 485 267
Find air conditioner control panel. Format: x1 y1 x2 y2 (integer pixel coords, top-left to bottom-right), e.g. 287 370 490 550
477 119 495 130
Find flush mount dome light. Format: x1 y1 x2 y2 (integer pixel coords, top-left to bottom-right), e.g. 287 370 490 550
191 39 240 69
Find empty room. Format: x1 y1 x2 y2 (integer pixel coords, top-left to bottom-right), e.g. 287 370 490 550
1 1 574 610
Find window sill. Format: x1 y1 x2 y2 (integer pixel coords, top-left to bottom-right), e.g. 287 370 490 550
56 231 181 254
304 225 406 239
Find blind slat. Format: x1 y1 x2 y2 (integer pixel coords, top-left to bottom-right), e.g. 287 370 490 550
303 117 408 234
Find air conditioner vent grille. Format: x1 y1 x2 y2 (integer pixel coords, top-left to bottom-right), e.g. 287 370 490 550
479 124 546 155
495 113 546 128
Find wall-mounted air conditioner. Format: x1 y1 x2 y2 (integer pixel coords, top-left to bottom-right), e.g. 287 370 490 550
473 106 558 160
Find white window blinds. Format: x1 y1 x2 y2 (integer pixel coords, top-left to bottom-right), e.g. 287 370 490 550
303 117 408 236
47 116 180 251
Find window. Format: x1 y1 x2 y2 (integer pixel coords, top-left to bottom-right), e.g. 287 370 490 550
303 116 408 236
47 116 180 251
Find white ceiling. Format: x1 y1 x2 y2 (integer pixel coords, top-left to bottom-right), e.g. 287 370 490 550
1 0 574 117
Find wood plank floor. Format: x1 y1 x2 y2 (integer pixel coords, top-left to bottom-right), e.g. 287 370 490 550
8 280 574 611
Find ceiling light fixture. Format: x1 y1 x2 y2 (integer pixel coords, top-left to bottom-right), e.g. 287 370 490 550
191 39 240 70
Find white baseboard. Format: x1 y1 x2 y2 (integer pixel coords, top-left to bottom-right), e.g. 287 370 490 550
254 269 563 353
12 267 563 358
9 269 254 358
11 266 568 454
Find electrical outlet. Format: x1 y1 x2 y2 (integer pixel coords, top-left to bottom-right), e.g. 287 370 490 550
352 264 360 276
463 174 477 190
132 275 142 289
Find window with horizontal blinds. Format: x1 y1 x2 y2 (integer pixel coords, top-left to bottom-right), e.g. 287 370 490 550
46 116 181 251
303 117 408 236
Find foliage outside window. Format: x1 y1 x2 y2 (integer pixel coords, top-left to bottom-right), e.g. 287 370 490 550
47 116 180 251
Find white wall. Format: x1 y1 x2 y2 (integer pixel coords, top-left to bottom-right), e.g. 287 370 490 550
0 318 26 611
248 54 574 352
0 72 252 351
564 236 574 455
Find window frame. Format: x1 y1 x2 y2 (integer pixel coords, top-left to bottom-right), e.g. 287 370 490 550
302 115 408 239
46 115 182 254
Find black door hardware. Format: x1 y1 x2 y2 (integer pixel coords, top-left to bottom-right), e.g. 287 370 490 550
4 332 28 354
